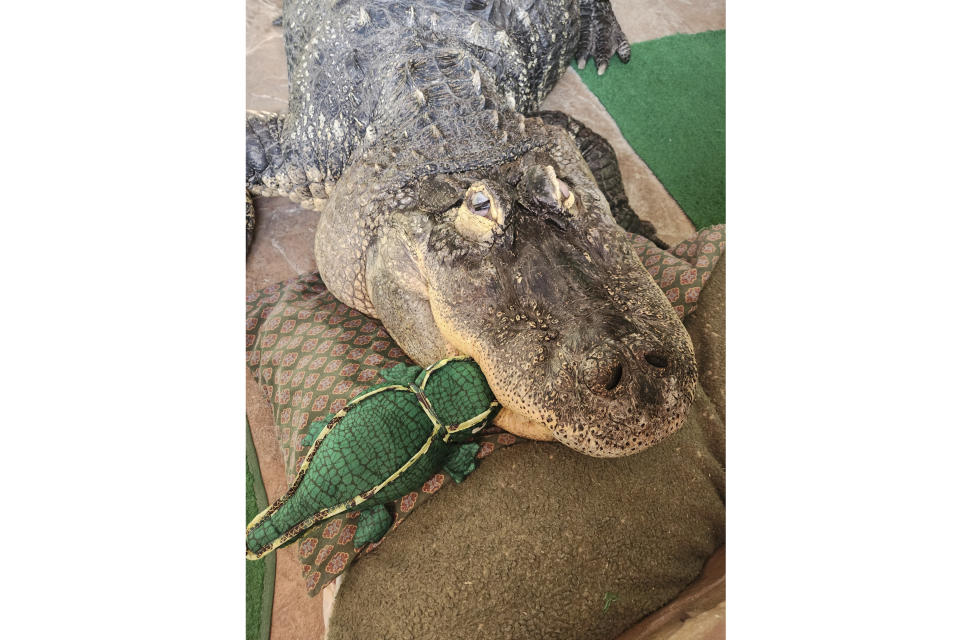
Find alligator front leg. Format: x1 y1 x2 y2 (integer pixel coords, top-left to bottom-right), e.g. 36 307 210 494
537 111 668 248
246 111 284 253
246 111 333 254
576 0 632 75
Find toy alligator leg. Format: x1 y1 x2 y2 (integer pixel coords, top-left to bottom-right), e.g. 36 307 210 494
354 505 393 547
379 362 424 386
536 110 669 248
443 443 481 484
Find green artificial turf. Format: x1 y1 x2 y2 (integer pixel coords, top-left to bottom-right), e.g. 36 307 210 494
246 421 275 640
576 30 725 229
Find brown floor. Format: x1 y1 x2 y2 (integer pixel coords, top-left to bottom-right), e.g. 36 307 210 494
246 1 725 638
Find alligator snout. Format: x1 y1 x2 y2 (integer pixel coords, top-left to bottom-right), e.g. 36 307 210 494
540 324 696 457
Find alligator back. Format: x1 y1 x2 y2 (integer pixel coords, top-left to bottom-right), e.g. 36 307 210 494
279 0 581 184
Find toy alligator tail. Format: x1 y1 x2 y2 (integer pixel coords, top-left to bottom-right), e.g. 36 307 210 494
245 383 412 560
245 473 350 560
245 409 357 560
246 497 308 559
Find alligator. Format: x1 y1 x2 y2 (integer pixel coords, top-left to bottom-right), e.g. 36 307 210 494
246 0 698 457
246 356 499 559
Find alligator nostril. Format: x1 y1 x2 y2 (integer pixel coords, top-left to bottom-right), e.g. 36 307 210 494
604 362 623 390
644 352 669 369
582 350 625 393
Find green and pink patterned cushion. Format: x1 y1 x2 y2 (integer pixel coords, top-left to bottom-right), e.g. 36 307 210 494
245 225 724 595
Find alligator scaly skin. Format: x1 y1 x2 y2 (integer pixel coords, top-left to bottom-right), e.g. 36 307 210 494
247 0 623 209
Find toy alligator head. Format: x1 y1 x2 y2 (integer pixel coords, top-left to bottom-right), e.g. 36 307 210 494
316 113 697 458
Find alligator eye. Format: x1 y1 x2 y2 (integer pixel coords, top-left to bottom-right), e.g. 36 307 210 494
455 184 503 241
469 192 491 216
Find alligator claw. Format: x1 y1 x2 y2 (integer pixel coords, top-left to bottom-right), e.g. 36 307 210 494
575 0 631 74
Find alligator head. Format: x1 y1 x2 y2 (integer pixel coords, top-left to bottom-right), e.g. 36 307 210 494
316 117 697 457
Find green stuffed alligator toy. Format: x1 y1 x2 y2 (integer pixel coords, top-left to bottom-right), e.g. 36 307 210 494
246 356 500 560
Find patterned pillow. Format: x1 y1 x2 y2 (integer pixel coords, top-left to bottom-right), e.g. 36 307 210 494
246 225 724 595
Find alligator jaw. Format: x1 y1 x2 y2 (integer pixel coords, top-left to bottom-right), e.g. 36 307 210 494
492 407 555 440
